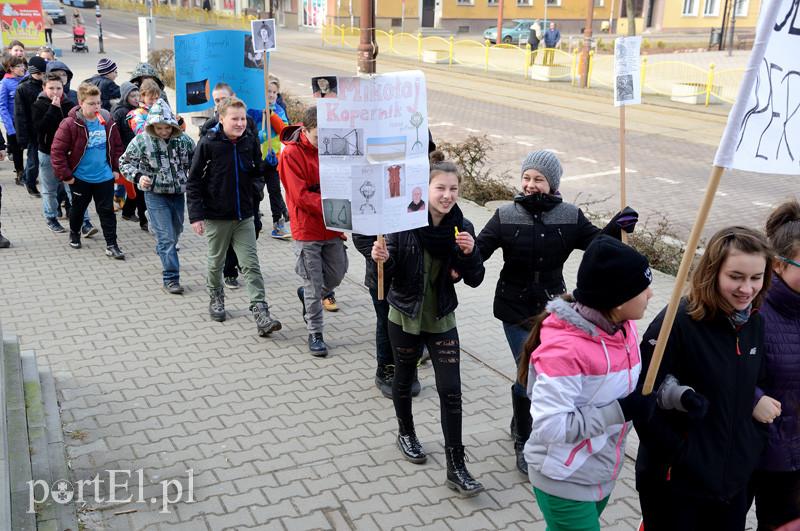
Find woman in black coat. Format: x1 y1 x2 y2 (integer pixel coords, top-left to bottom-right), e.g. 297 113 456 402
371 152 485 497
476 149 638 475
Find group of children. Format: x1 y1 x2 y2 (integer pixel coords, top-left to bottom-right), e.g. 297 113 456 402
1 46 798 530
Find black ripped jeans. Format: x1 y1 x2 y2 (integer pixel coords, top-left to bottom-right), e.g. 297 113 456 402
388 322 462 447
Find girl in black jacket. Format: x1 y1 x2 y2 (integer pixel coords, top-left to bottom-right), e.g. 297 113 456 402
475 149 638 475
371 152 485 497
635 226 781 531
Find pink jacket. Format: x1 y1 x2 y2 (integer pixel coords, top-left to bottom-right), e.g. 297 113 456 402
524 298 641 502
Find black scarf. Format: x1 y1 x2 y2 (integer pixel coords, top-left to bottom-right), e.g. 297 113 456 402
417 204 464 260
407 199 426 212
515 192 562 215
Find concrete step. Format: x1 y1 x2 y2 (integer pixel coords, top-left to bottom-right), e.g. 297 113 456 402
39 364 78 531
0 327 11 531
3 336 36 531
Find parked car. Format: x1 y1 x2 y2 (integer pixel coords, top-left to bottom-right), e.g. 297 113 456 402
61 0 97 9
483 19 539 45
43 1 67 23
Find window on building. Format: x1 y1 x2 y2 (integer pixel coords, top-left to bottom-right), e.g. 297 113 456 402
546 0 561 6
517 0 533 5
457 0 475 4
682 0 697 14
703 0 719 16
487 0 498 5
594 0 604 6
734 0 749 16
620 0 643 16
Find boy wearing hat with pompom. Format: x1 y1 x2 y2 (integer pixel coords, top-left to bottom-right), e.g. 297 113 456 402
85 58 121 111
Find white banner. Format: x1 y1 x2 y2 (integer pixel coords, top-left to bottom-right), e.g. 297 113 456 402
613 36 642 107
713 0 800 175
316 71 430 235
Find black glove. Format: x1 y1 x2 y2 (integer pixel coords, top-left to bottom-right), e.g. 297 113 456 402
610 206 639 234
680 389 709 420
618 391 657 423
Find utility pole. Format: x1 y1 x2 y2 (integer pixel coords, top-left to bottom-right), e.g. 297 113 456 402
357 0 377 74
496 0 504 44
269 0 273 19
579 0 594 87
727 0 737 56
625 0 635 35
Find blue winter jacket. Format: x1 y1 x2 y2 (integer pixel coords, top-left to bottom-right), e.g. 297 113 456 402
0 74 22 135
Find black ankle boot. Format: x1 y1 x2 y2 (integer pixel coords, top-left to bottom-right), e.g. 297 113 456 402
445 445 484 497
511 388 533 476
396 418 426 464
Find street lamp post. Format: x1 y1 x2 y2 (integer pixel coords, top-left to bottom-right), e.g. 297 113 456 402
95 5 105 54
496 0 504 44
579 0 594 87
357 0 376 74
727 0 737 56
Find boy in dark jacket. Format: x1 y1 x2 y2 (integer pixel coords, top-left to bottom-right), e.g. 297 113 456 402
84 58 121 112
186 96 282 337
32 72 92 234
13 55 46 196
51 83 125 259
278 106 348 357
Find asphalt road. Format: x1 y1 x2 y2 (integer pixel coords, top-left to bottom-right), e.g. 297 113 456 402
58 6 798 241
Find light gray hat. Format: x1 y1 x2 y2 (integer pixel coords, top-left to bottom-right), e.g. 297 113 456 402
521 150 563 192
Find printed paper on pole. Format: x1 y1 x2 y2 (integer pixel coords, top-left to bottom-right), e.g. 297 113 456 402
713 0 800 175
250 18 276 53
174 30 266 114
613 36 642 107
316 71 430 236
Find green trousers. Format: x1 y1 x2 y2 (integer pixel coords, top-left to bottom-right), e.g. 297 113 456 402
205 217 265 304
533 487 610 531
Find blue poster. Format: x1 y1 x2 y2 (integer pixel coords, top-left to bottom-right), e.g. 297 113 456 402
174 30 266 114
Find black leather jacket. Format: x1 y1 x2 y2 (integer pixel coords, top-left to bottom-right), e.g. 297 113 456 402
383 219 484 320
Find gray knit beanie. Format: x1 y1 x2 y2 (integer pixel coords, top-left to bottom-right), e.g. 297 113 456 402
521 150 563 193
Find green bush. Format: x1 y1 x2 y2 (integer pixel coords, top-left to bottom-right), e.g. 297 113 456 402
148 49 175 89
438 135 516 206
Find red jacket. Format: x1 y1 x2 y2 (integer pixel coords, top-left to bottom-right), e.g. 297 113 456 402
51 106 123 182
278 125 340 241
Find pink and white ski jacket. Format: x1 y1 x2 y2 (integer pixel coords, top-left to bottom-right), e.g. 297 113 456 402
524 298 641 502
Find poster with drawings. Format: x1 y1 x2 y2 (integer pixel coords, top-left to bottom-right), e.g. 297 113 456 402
317 70 430 235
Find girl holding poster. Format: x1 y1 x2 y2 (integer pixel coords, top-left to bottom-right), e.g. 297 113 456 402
371 151 485 497
751 200 800 530
635 226 780 530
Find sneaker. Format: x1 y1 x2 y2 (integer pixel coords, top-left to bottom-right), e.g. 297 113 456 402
81 222 98 238
297 286 307 323
140 222 149 232
224 277 240 289
209 288 226 322
46 218 66 233
26 185 41 198
375 365 395 398
308 333 328 357
122 214 139 222
322 294 339 312
0 232 10 248
105 244 126 260
68 231 81 249
251 302 282 337
162 281 184 295
270 221 292 240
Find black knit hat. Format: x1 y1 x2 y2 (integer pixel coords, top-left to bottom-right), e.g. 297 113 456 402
27 56 47 75
573 235 653 310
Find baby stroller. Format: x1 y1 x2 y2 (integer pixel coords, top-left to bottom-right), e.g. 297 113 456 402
72 24 88 53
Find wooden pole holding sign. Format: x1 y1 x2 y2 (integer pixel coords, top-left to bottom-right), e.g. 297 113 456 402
619 105 627 244
642 165 724 394
377 235 386 300
262 51 271 151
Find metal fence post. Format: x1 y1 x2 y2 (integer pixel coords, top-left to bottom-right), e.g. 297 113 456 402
587 50 595 89
449 35 454 66
705 63 716 106
524 43 531 78
417 32 423 62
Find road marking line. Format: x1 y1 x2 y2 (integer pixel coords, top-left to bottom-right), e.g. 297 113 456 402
562 168 637 182
465 127 479 132
543 147 564 154
490 134 503 139
516 141 534 147
752 201 774 208
430 122 454 127
576 156 598 163
655 177 681 184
